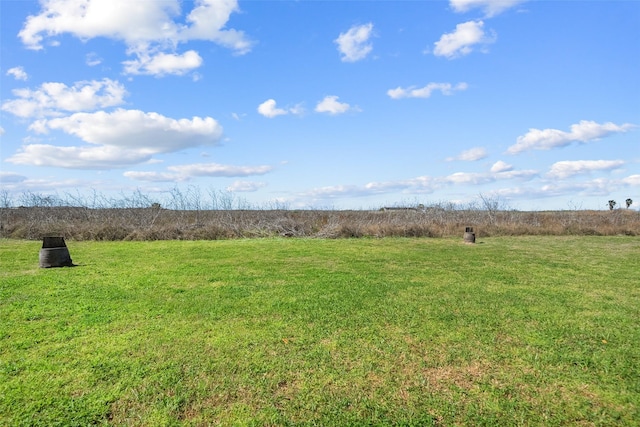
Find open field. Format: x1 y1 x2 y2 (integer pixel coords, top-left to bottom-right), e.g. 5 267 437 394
1 237 639 425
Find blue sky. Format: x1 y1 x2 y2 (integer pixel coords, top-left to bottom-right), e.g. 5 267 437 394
1 0 638 210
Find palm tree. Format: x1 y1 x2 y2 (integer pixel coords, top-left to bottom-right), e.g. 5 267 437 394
626 198 633 209
608 200 617 210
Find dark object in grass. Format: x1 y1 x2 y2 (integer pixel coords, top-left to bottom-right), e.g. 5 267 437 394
464 226 476 244
39 236 74 268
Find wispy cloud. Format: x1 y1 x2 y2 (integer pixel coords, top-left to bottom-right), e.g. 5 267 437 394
295 168 639 208
7 144 154 170
124 163 272 183
388 82 468 99
302 184 382 200
450 0 527 17
490 160 513 173
6 66 28 81
488 181 611 201
298 164 537 203
0 171 28 183
0 176 99 193
445 168 537 185
227 181 268 192
168 163 272 178
85 52 102 67
547 160 625 179
446 146 487 161
335 23 374 62
433 20 496 59
122 171 188 183
623 175 640 186
508 120 636 154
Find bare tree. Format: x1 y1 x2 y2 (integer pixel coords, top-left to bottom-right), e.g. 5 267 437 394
0 189 12 208
478 193 506 225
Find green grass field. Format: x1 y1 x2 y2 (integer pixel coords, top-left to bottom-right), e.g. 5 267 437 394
1 237 639 426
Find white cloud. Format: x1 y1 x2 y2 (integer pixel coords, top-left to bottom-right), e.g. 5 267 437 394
178 0 252 53
303 184 368 199
508 120 636 154
296 167 636 207
450 0 526 17
0 127 5 135
445 167 537 185
433 20 495 59
445 172 493 185
167 163 272 177
490 160 513 173
7 66 28 81
0 176 96 193
8 109 223 169
124 164 272 183
302 179 435 201
18 0 252 76
388 82 468 99
446 146 487 161
498 169 538 180
123 171 185 183
257 99 287 118
1 79 127 118
363 176 439 196
364 180 422 193
19 0 175 49
31 109 221 149
122 50 203 76
257 99 303 118
494 172 640 202
227 181 267 192
623 175 640 186
335 23 374 62
450 167 537 185
547 160 625 179
315 96 354 115
8 144 155 169
538 178 626 198
300 164 536 202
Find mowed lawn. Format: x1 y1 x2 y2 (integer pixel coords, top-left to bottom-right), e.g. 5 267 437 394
1 236 638 426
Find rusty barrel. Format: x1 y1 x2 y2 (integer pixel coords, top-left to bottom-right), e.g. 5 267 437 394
463 227 476 244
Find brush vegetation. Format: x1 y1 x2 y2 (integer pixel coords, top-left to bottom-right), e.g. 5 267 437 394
1 206 638 241
1 189 638 240
1 236 639 425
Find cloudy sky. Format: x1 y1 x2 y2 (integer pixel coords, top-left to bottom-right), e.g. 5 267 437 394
1 0 638 210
